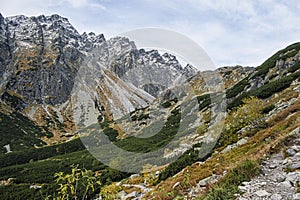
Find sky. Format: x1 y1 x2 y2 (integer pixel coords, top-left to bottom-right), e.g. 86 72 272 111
1 0 300 68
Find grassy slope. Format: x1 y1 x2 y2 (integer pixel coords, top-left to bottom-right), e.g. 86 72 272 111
143 43 300 199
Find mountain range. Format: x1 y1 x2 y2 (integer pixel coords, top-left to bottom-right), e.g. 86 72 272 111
0 13 300 200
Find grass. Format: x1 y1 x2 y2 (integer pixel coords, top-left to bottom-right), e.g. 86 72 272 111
199 160 260 200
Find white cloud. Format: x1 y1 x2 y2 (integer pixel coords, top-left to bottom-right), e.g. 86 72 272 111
0 0 299 68
65 0 88 8
62 0 106 10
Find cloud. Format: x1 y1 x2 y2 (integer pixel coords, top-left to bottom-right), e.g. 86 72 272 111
62 0 106 10
0 0 299 68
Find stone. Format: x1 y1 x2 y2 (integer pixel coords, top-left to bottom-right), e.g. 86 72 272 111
289 127 300 137
286 172 300 185
255 190 270 197
269 164 277 169
271 193 283 200
172 182 180 189
277 180 292 188
287 148 297 156
295 138 300 145
130 174 140 180
124 191 138 199
118 191 127 199
241 181 250 186
282 159 289 165
236 138 248 146
116 182 122 186
274 173 286 182
293 193 300 200
292 145 300 152
238 186 248 193
289 163 300 170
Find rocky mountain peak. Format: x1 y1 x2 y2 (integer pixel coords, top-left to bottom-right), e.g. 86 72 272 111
0 13 4 23
107 36 137 60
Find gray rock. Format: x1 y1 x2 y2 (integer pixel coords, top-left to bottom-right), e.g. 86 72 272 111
292 145 300 152
241 181 250 186
236 138 248 146
277 180 292 188
197 174 219 187
124 191 139 199
269 164 277 169
238 186 248 193
293 193 300 200
271 193 283 200
289 163 300 170
287 148 297 156
255 190 270 197
286 172 300 185
274 173 286 182
289 127 300 137
130 174 140 180
295 138 300 145
118 191 127 199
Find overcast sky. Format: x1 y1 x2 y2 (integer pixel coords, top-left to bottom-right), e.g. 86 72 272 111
1 0 300 68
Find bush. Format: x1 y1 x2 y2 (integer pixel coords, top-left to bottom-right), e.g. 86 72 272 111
114 106 181 153
228 71 300 110
53 165 101 200
197 94 211 111
226 79 250 99
0 138 85 168
157 143 209 182
288 60 300 73
218 97 265 148
252 42 300 79
262 104 276 114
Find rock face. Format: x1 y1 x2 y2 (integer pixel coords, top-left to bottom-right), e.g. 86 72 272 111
0 13 197 137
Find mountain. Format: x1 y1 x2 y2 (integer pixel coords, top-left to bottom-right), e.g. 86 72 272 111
0 13 198 148
0 13 300 200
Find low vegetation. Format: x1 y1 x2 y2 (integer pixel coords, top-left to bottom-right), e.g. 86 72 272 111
114 106 181 153
228 71 300 109
200 160 260 200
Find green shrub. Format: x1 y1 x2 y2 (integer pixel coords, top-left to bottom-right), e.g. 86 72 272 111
262 104 276 114
226 79 250 99
197 94 211 111
114 106 181 153
252 42 300 79
157 143 209 182
288 60 300 73
228 71 300 110
218 97 265 148
0 138 85 168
